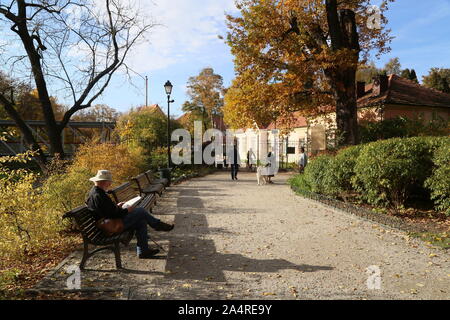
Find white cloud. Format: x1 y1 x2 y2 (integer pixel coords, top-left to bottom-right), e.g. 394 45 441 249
127 0 238 73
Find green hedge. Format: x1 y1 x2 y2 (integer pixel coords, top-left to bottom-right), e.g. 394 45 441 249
326 145 363 196
353 137 438 208
302 154 334 194
289 136 450 214
425 140 450 215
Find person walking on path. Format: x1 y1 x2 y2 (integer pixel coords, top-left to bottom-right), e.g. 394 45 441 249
230 143 240 180
298 147 308 173
86 170 174 259
266 151 275 184
247 148 256 172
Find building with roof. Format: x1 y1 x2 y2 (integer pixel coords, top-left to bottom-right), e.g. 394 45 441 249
137 104 166 116
232 74 450 166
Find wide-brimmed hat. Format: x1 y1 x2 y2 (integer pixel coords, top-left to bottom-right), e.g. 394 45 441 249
89 170 113 182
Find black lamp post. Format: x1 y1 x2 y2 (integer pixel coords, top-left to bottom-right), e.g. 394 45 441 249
164 80 174 168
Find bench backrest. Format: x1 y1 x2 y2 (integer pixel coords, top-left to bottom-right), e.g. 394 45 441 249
144 170 157 183
133 173 151 194
108 182 139 203
63 206 103 241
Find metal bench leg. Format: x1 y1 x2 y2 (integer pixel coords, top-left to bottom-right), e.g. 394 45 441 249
80 240 89 270
113 241 122 269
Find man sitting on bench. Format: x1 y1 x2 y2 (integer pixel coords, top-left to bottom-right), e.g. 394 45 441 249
86 170 174 259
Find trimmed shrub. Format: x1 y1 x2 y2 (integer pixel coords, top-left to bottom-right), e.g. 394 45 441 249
425 141 450 215
303 154 334 195
288 173 312 193
352 137 443 208
325 145 363 196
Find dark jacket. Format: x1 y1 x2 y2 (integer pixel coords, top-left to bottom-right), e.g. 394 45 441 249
86 186 128 221
231 146 239 165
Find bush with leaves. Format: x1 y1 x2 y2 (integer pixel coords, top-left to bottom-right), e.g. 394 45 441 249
302 154 334 195
425 141 450 215
352 137 446 208
288 173 312 194
325 145 363 197
115 108 182 168
0 149 64 260
71 139 145 187
41 166 93 214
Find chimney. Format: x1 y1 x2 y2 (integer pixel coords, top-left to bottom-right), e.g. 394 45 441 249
356 81 366 99
372 75 389 96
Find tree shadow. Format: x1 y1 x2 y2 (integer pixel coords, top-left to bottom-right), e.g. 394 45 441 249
162 214 334 282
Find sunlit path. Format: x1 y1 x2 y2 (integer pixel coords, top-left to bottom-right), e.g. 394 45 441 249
36 171 449 300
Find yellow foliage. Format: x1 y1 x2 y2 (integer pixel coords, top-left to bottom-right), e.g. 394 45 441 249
0 149 64 260
71 139 145 186
224 0 394 129
0 130 147 263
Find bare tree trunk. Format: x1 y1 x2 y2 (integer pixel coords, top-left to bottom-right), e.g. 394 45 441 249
0 0 154 170
15 0 65 157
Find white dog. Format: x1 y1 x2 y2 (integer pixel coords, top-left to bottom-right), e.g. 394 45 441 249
256 166 269 186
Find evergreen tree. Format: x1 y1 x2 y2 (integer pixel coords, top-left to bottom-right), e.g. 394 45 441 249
409 69 419 83
401 68 411 79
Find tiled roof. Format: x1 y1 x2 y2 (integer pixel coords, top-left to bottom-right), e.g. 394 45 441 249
137 104 166 115
265 111 308 129
358 75 450 108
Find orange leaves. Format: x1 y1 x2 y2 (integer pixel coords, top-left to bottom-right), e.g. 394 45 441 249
224 0 394 131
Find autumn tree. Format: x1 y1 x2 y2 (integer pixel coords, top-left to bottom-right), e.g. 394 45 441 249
225 0 394 145
356 61 383 84
423 68 450 93
71 104 120 122
115 107 181 167
383 57 401 75
0 73 66 122
0 0 154 172
182 68 225 132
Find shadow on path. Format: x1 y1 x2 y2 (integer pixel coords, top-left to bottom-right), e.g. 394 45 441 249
162 214 334 283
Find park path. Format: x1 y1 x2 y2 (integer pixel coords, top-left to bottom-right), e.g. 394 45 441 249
38 171 449 300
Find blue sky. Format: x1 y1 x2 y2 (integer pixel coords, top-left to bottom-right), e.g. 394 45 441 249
374 0 450 79
97 0 450 117
2 0 449 117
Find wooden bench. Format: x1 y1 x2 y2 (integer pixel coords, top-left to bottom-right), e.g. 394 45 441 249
62 178 160 270
63 206 134 270
133 173 164 197
109 181 157 213
145 170 169 188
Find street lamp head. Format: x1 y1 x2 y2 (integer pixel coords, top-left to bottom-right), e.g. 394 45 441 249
164 80 173 95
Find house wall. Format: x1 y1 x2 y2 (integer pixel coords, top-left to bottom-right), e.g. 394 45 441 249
383 104 450 122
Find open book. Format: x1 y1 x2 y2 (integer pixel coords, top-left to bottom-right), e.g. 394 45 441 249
122 196 142 209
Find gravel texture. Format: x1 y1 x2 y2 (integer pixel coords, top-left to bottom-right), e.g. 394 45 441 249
35 171 449 300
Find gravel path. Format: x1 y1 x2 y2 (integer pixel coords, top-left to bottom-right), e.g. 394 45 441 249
37 171 449 300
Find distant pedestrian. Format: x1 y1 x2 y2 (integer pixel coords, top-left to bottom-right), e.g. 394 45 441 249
230 143 240 180
247 148 255 171
298 147 308 173
266 151 275 184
